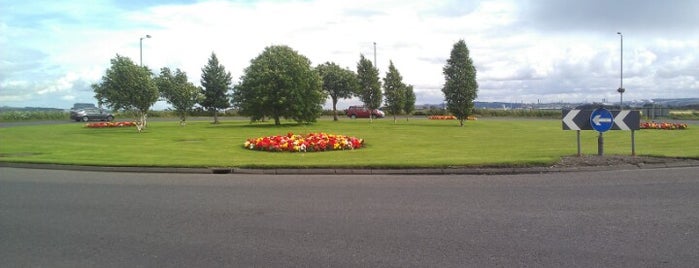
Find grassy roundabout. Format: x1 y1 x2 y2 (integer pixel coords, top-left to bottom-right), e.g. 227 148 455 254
0 118 697 168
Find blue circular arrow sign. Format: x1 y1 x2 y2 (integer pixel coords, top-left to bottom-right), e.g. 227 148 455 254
590 108 613 132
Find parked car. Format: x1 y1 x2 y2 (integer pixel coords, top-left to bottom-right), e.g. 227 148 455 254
71 103 97 110
70 108 114 122
344 106 385 119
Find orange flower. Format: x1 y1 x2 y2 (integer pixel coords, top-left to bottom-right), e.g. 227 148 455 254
244 132 363 152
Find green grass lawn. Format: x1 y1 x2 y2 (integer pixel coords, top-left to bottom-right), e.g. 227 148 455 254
1 118 697 168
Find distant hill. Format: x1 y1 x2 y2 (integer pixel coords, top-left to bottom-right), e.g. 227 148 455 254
417 98 699 110
0 106 65 112
650 98 699 108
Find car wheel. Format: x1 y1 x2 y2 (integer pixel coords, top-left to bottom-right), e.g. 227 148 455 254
106 116 114 122
350 114 357 119
82 116 89 122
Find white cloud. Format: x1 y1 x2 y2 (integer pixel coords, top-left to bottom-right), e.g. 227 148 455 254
1 0 698 109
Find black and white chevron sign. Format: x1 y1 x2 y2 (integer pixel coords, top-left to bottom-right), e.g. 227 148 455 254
562 109 640 131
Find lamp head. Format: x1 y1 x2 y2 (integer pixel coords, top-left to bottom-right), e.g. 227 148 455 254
146 34 151 38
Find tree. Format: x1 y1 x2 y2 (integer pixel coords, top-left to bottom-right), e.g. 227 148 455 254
233 45 324 125
155 67 202 126
92 54 158 132
403 84 416 121
200 52 232 124
316 62 357 121
442 40 479 127
383 60 406 123
355 54 382 122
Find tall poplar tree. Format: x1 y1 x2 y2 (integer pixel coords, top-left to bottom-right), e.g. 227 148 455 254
442 40 478 127
355 54 382 122
200 52 232 124
403 84 416 121
382 60 406 123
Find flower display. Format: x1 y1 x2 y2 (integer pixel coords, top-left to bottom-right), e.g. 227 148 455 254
85 121 137 128
427 115 477 120
428 115 456 120
244 132 364 152
641 122 688 130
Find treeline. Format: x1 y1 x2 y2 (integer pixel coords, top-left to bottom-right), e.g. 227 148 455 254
5 109 698 122
0 111 68 121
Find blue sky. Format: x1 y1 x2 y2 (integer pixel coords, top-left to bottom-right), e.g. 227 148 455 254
1 0 698 109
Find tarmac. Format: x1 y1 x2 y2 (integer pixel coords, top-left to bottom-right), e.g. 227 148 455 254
2 159 699 175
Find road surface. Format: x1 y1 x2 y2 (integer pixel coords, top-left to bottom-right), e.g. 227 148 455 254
1 167 698 267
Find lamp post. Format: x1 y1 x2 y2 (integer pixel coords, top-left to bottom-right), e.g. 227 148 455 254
616 32 624 109
140 34 151 66
373 42 377 67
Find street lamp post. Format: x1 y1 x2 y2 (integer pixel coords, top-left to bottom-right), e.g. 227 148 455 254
140 34 151 66
617 32 625 109
373 42 377 67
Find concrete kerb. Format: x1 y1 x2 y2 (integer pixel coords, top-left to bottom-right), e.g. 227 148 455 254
1 161 698 175
0 162 211 174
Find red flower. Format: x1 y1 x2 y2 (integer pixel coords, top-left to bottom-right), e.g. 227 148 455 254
244 132 364 152
640 121 688 130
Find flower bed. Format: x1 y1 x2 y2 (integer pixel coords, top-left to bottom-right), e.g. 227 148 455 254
641 122 688 130
244 132 363 152
427 115 477 120
85 121 137 128
428 115 456 120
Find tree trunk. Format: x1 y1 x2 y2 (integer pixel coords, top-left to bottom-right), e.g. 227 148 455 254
274 116 280 126
179 112 186 126
459 118 464 127
332 100 338 121
213 109 219 124
136 112 147 133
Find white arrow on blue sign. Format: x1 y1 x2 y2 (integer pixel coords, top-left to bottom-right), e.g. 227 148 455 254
590 108 614 132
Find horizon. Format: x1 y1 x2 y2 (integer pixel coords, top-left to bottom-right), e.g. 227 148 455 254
4 98 698 111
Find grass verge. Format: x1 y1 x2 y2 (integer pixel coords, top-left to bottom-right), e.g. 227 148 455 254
0 119 697 168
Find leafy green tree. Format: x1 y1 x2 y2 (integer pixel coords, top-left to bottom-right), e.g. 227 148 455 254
403 84 416 121
200 52 232 124
383 60 407 123
155 67 202 126
356 54 382 122
92 54 158 132
316 62 357 121
442 39 479 127
233 45 324 125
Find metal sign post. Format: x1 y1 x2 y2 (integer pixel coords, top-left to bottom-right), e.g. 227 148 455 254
631 130 636 156
590 108 613 156
577 130 581 157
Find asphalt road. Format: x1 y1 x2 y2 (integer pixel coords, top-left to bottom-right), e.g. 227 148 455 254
2 167 698 267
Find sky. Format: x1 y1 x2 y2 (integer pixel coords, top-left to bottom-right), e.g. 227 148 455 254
1 0 698 110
